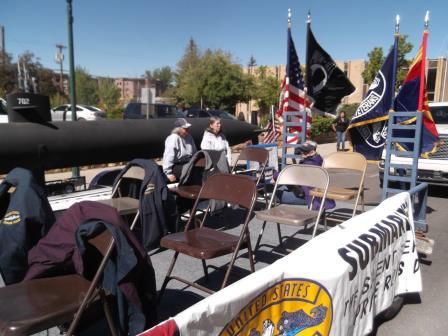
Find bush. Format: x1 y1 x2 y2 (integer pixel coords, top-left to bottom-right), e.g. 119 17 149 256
311 116 334 138
107 108 123 119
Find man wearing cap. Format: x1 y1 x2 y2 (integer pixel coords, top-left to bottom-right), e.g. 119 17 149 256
162 118 197 182
294 140 335 210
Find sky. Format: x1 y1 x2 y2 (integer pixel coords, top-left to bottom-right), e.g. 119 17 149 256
2 0 448 78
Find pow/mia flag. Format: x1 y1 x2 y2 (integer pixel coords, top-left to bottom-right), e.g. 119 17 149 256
348 42 397 160
306 26 355 113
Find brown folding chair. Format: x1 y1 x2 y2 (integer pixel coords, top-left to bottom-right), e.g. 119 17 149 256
231 147 269 206
254 164 329 254
158 173 257 297
0 230 118 336
98 165 145 231
309 152 367 219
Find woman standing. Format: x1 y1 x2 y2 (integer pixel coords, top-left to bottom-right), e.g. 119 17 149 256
162 118 197 182
201 116 231 165
332 111 349 151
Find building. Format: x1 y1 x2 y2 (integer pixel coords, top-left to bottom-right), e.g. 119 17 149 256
114 77 149 102
236 57 448 123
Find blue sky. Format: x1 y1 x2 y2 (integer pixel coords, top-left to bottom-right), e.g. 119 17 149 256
2 0 447 78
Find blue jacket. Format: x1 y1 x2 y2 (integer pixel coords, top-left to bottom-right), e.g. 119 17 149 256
0 168 54 284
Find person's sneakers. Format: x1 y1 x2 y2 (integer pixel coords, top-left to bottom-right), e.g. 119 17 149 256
415 231 435 255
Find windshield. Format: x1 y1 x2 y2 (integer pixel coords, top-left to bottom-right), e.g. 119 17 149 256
430 105 448 124
210 110 236 120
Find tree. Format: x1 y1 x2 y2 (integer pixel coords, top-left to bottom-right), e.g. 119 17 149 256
253 66 280 116
248 55 257 67
97 78 120 114
362 35 413 91
147 66 175 96
75 67 98 106
175 38 202 106
0 51 16 94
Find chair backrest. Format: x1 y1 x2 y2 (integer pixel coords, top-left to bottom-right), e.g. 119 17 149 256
198 173 257 210
276 164 329 190
88 230 114 257
112 165 145 196
236 147 269 165
323 152 367 173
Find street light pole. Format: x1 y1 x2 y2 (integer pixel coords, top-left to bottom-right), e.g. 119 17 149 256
67 0 80 177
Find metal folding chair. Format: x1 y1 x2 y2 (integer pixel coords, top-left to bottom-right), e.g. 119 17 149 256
309 151 367 219
231 147 269 206
254 164 329 254
158 173 257 297
0 230 118 336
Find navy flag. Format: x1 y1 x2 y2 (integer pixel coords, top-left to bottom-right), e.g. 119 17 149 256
348 44 397 160
306 26 355 113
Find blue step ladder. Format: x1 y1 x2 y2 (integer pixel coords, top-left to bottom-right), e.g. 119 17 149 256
281 111 307 169
382 111 429 231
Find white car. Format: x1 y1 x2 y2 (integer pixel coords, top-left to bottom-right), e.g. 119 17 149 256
51 104 107 121
0 98 7 123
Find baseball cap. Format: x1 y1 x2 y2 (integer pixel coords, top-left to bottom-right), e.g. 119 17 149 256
296 140 317 153
174 118 192 129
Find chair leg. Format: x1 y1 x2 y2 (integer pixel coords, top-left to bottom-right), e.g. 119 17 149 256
201 259 209 282
245 229 255 272
99 289 118 336
323 210 328 231
158 251 180 301
254 221 267 254
276 223 283 247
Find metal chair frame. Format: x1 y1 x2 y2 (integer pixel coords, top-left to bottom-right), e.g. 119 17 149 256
254 164 329 254
158 173 257 297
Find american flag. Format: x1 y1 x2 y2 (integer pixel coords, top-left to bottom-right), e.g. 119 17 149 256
278 26 312 144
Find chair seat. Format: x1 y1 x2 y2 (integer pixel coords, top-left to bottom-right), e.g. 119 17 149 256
171 185 202 200
97 197 140 215
255 204 318 226
0 275 91 336
309 186 358 200
160 227 245 259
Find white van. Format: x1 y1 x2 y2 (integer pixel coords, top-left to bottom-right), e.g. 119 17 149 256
0 98 7 123
379 102 448 186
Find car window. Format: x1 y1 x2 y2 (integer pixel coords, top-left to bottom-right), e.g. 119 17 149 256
0 100 7 115
186 110 198 118
155 105 177 118
76 106 82 111
430 106 448 124
53 105 67 112
199 111 209 117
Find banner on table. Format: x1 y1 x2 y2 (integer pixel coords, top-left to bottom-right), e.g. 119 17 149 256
140 192 421 336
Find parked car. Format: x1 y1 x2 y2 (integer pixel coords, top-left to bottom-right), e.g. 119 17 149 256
0 98 7 123
51 104 107 121
123 103 183 119
184 108 237 120
379 102 448 187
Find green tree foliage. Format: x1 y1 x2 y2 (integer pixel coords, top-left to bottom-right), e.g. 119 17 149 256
362 35 413 91
97 78 121 115
253 66 280 116
175 38 202 106
75 67 98 106
248 55 257 67
18 52 59 97
145 66 175 96
175 40 252 110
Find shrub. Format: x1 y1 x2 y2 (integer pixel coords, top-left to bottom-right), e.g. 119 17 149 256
311 116 334 138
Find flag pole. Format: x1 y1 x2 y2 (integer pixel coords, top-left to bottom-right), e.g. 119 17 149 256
390 15 400 111
418 11 429 111
305 11 311 96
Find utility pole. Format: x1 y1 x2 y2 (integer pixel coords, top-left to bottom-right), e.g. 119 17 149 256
55 44 66 93
67 0 79 178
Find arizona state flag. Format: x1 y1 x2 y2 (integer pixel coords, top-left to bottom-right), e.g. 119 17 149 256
348 43 397 160
394 35 439 157
306 26 355 113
